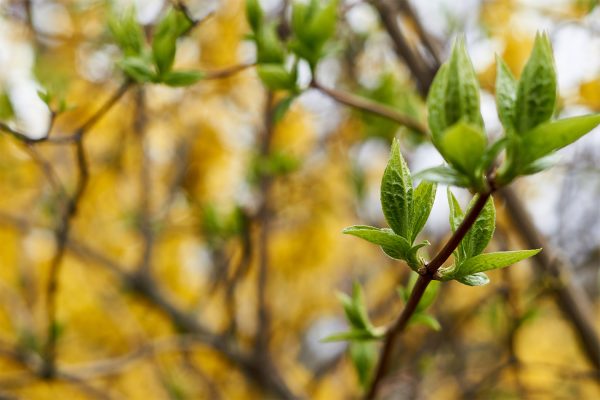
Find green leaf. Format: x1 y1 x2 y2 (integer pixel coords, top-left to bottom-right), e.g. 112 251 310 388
462 195 495 258
152 18 177 75
414 165 470 188
290 0 337 68
118 57 156 83
410 313 441 331
273 94 297 123
342 226 413 262
410 181 437 243
321 329 383 342
0 92 14 120
520 154 560 175
520 114 600 164
256 64 296 91
245 0 263 32
255 23 286 64
444 38 484 130
304 0 338 48
108 7 145 57
437 122 487 181
427 63 449 141
337 290 369 331
380 139 413 239
350 341 377 388
480 138 508 173
514 32 557 134
161 70 204 87
416 280 440 313
495 56 517 133
447 189 464 234
455 249 541 277
456 272 490 286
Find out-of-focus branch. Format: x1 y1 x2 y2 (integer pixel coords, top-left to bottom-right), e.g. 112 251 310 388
310 79 429 136
500 187 600 370
41 81 131 377
368 0 437 96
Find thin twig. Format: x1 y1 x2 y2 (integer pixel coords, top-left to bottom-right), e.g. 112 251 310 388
366 190 494 399
310 80 429 136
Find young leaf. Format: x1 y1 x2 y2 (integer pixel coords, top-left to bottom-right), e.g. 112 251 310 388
495 56 517 133
410 181 437 243
427 63 449 141
414 165 470 188
321 329 382 342
350 342 377 388
337 289 369 331
416 280 440 313
255 23 286 64
303 0 338 48
152 10 179 75
438 122 487 181
462 195 495 259
410 313 441 331
479 138 507 173
454 249 541 278
273 94 297 124
514 33 557 134
118 57 156 83
447 189 464 234
162 70 204 87
342 226 412 262
444 38 484 130
520 114 600 164
108 7 145 57
256 64 296 91
245 0 263 32
380 139 413 239
456 272 490 286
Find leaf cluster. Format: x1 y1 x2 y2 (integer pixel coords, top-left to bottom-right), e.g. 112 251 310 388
109 7 203 87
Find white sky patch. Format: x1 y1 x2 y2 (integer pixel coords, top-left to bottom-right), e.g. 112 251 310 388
32 2 73 37
553 25 600 96
346 2 378 35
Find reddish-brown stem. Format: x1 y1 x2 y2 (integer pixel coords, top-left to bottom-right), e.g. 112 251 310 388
310 79 429 136
365 190 493 399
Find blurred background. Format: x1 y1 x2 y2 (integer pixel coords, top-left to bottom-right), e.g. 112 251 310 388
0 0 598 398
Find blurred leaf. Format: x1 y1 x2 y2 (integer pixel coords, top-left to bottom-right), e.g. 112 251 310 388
245 0 263 32
0 92 14 120
254 23 286 64
410 313 441 331
118 56 156 83
414 165 470 187
108 7 145 57
257 64 296 91
162 70 204 87
273 94 297 123
350 341 377 388
321 329 383 342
